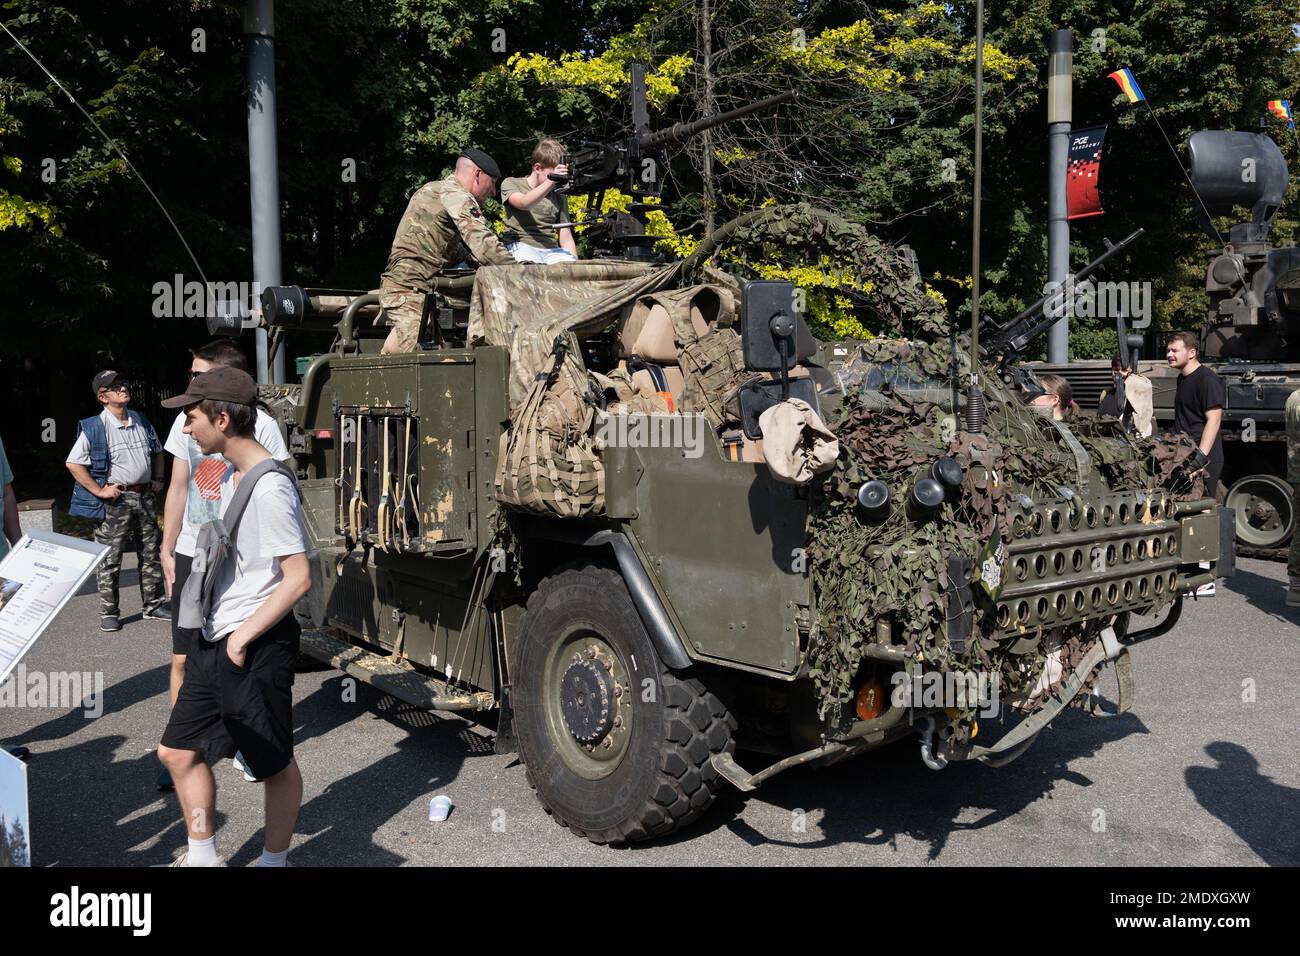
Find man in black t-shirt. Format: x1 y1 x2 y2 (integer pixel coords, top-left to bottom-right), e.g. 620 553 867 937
1166 331 1225 498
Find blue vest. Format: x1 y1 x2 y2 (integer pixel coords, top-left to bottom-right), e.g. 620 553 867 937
68 411 158 520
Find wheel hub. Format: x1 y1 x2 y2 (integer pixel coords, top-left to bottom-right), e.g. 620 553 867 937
560 658 616 744
1228 475 1296 548
1247 497 1279 528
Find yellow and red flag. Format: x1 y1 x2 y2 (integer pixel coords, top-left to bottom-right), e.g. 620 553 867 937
1107 68 1146 104
1267 99 1294 129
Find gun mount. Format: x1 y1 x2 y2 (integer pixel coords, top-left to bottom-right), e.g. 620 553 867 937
551 63 794 260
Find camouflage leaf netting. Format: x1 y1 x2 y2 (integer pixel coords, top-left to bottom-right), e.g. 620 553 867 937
685 203 948 340
805 336 1205 724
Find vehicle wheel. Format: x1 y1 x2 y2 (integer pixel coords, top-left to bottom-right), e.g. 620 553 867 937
1226 473 1295 548
513 562 736 844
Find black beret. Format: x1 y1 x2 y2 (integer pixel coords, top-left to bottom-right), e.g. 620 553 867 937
459 148 501 181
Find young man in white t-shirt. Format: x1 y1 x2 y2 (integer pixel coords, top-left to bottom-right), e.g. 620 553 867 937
158 340 290 791
156 367 310 867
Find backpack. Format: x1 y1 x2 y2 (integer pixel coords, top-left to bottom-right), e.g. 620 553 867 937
177 458 300 631
495 334 606 518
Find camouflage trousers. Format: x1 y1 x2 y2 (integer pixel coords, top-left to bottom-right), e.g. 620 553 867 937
379 289 424 352
94 491 165 617
1290 483 1300 583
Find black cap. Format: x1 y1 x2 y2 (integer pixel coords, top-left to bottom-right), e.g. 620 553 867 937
161 367 258 408
92 370 126 396
459 148 501 181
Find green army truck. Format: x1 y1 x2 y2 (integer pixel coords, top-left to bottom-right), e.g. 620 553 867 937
245 204 1229 845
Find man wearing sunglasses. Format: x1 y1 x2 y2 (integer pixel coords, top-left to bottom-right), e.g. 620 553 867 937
379 148 516 354
66 370 169 632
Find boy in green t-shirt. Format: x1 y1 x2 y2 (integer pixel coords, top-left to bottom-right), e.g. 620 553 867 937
501 138 579 264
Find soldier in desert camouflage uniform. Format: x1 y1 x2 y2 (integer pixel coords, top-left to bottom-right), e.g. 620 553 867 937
1286 388 1300 606
379 149 515 353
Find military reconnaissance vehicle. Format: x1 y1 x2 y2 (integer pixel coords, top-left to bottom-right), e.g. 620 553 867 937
233 70 1228 844
1035 126 1300 556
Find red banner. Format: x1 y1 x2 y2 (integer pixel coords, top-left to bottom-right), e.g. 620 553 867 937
1067 125 1107 220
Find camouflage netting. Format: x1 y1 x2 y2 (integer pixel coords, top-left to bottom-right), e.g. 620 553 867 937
804 336 1206 725
685 203 948 340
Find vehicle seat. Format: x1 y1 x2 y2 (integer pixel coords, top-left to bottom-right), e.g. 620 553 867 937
620 299 710 410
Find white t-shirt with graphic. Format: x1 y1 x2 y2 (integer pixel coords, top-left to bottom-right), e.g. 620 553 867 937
204 465 310 641
165 409 291 557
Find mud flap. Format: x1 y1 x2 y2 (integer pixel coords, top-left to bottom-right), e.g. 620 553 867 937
494 683 518 755
1084 647 1135 718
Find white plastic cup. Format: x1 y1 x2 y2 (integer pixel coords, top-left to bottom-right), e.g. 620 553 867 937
428 795 452 822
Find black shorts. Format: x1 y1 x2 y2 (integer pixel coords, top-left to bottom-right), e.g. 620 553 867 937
160 614 300 780
171 552 196 655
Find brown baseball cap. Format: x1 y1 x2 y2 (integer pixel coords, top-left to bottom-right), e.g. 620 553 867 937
161 366 257 408
91 370 126 396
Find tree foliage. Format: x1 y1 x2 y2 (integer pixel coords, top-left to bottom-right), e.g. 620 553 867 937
1 1 1298 487
0 812 29 867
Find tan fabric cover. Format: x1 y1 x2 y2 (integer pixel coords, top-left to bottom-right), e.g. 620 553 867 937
758 398 840 485
467 260 684 407
1125 374 1154 438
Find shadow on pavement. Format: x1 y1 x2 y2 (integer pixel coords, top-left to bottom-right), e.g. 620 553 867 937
711 708 1148 860
225 677 492 866
1218 565 1296 627
24 734 209 866
13 663 170 746
1185 740 1300 866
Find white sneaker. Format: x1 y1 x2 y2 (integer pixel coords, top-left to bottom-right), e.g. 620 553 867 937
167 850 226 867
232 751 258 783
1186 582 1216 598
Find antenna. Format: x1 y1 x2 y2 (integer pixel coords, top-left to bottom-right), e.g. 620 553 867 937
2 21 210 288
966 0 986 434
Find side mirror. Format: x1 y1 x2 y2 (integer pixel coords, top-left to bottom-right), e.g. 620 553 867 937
736 280 822 438
741 281 816 376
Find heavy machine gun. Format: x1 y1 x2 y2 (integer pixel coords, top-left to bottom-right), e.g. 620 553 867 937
980 228 1145 399
549 63 794 260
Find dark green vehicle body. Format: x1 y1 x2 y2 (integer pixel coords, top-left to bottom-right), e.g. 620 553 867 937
280 343 814 700
256 261 1225 844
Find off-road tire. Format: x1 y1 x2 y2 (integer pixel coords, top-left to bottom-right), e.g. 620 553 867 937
513 562 736 844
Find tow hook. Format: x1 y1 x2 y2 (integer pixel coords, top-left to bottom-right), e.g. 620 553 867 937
917 716 948 771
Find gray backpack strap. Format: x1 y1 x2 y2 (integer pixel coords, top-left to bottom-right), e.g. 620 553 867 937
224 458 292 548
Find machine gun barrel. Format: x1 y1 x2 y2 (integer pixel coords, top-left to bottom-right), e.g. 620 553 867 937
638 91 796 149
982 228 1145 358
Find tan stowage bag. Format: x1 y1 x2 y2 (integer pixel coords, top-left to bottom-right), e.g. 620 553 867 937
495 335 606 518
758 398 840 485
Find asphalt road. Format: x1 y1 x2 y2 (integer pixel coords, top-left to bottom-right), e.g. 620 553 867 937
3 554 1297 867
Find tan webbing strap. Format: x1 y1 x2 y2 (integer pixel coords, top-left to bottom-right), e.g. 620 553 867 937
336 414 348 540
348 414 366 544
1085 647 1135 717
376 416 392 553
396 415 413 548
